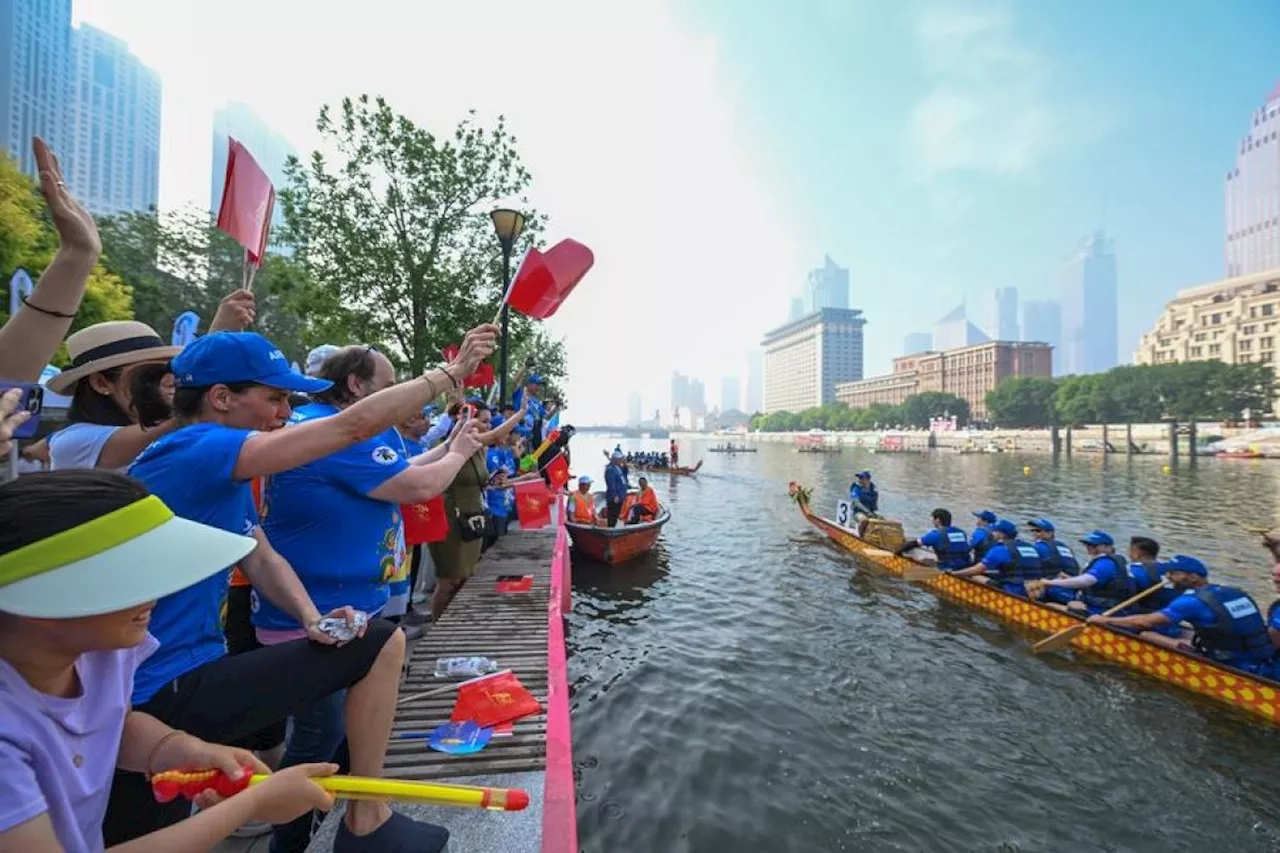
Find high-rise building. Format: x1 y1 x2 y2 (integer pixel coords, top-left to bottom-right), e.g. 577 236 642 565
211 102 298 249
626 390 642 427
1135 266 1280 369
746 348 763 414
986 287 1019 341
1060 230 1118 375
1021 300 1061 374
934 303 988 352
720 376 741 413
67 25 160 216
903 331 932 356
836 341 1052 420
808 255 849 311
788 296 805 322
0 0 74 178
689 378 707 415
761 307 866 413
1225 82 1280 278
670 371 690 418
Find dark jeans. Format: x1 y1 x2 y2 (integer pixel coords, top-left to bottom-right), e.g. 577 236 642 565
102 620 398 846
606 498 622 528
628 506 656 524
271 688 348 853
224 585 286 752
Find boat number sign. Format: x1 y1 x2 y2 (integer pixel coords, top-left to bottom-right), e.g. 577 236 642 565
835 500 856 530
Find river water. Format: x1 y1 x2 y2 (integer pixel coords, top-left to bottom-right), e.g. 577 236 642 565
566 436 1280 853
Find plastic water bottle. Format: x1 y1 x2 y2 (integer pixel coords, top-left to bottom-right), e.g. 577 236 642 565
434 656 499 678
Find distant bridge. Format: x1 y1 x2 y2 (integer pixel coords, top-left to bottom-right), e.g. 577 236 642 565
572 425 670 438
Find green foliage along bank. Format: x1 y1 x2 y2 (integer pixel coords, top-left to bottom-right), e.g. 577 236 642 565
749 391 971 432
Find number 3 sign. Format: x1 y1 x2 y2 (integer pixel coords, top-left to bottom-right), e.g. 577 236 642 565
835 500 854 529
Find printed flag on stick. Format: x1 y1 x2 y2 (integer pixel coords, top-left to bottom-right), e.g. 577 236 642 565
216 139 275 289
544 452 570 491
514 480 552 529
505 239 594 320
402 496 450 545
451 670 542 727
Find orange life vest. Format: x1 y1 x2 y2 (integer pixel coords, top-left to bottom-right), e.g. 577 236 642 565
568 491 597 523
638 487 659 515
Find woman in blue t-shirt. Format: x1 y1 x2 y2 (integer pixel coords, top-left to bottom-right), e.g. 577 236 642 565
109 325 496 853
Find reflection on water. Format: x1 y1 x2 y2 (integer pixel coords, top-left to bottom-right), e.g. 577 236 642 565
567 437 1280 853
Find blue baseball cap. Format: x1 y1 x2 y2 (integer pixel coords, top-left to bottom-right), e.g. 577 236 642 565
1027 518 1055 532
527 374 545 385
464 395 485 406
172 333 331 394
611 449 624 459
578 475 593 485
973 510 997 524
1164 554 1208 577
1079 530 1114 547
992 519 1018 538
856 470 871 479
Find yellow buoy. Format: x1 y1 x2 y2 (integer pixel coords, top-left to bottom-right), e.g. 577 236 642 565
1023 465 1031 476
1162 465 1171 474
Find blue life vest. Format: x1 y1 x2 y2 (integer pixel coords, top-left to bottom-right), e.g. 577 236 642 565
850 482 878 514
932 526 972 570
1040 540 1080 575
971 527 995 560
988 539 1043 588
1080 554 1135 611
1130 560 1178 610
1192 586 1276 664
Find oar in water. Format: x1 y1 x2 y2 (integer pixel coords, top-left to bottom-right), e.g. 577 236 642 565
1031 582 1169 655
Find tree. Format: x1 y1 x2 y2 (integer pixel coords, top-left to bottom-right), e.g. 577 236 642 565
985 376 1059 427
900 392 970 428
280 95 565 391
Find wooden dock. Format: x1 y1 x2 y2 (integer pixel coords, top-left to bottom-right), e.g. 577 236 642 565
300 518 577 853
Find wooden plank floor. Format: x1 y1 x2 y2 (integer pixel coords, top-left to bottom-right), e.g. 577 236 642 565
386 529 555 780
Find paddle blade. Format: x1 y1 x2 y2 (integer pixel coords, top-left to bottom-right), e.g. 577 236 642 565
1032 624 1085 655
902 565 940 583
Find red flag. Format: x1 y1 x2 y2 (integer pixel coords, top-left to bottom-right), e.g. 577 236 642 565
514 480 551 529
495 575 534 593
402 496 449 545
506 239 594 320
544 452 570 490
441 345 495 388
216 139 275 265
451 670 542 727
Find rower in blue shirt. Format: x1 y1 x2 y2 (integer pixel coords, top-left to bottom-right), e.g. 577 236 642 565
1024 518 1082 606
1089 555 1280 678
849 470 878 515
895 508 971 570
952 519 1043 596
970 510 998 560
1031 530 1135 614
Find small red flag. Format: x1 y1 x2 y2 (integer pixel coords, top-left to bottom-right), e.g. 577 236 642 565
451 670 542 727
216 139 275 265
514 480 552 529
441 345 495 388
402 496 449 545
544 452 570 490
495 575 534 593
506 239 594 320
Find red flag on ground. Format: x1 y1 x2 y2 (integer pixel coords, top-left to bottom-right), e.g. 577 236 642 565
402 496 450 545
544 452 570 490
216 139 275 265
506 239 594 320
495 575 534 593
441 345 495 388
451 670 542 727
514 480 552 529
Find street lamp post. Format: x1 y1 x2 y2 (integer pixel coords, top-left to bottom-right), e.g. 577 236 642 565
490 208 526 407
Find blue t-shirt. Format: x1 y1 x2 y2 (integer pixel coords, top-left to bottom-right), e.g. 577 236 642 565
512 389 546 429
970 527 992 555
980 543 1032 595
400 433 424 458
1084 555 1123 586
1269 600 1280 632
921 527 970 569
1159 590 1219 627
484 446 516 517
257 403 409 631
127 423 258 705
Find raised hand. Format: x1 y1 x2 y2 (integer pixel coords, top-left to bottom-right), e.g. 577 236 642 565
210 289 257 332
447 324 499 378
449 419 484 458
33 137 100 258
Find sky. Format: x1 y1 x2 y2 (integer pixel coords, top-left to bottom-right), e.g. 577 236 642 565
74 0 1280 424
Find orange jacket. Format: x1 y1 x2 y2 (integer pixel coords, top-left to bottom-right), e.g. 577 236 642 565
638 487 659 515
567 491 597 523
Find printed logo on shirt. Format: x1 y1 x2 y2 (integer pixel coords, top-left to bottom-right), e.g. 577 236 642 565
372 445 399 465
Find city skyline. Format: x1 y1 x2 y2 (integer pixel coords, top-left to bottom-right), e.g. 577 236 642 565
17 1 1280 424
1225 83 1279 278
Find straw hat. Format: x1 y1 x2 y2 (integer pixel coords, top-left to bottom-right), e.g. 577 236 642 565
46 321 181 395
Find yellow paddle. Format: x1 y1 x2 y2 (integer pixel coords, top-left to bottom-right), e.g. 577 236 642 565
1032 582 1169 655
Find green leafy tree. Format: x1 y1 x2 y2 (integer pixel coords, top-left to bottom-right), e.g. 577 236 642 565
279 95 565 393
985 376 1059 427
900 391 970 428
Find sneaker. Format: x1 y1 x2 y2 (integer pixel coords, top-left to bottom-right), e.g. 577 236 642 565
400 623 424 641
231 819 274 838
334 811 448 853
402 608 432 626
